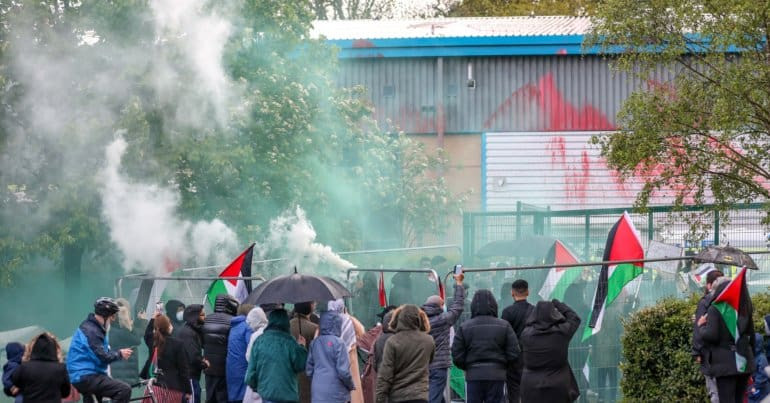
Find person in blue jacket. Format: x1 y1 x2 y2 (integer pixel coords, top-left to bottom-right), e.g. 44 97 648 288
750 333 770 403
306 311 355 403
2 342 24 403
66 297 133 403
227 303 255 403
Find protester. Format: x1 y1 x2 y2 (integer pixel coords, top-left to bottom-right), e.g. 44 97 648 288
178 304 209 403
422 272 465 403
203 294 239 402
291 302 318 403
749 333 770 403
10 332 70 403
2 342 23 403
354 273 381 329
67 297 132 403
389 272 413 307
373 309 396 372
109 298 144 385
244 307 268 403
327 299 365 403
227 303 256 403
698 276 756 403
452 289 519 403
306 311 355 403
166 299 187 337
692 269 724 403
245 309 308 403
519 299 581 402
375 304 435 403
152 314 192 400
500 279 534 403
359 306 396 403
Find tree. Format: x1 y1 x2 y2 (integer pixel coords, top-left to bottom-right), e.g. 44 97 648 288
588 0 770 220
449 0 597 17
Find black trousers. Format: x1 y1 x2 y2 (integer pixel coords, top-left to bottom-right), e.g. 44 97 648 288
506 360 523 403
716 374 750 403
73 373 131 403
205 374 228 403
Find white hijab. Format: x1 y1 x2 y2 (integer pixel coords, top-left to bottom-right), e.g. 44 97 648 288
328 299 356 351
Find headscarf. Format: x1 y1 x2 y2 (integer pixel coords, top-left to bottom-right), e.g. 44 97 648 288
328 299 356 351
245 307 268 360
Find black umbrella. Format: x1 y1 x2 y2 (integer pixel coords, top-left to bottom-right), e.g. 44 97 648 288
475 236 557 259
243 269 352 305
693 245 758 270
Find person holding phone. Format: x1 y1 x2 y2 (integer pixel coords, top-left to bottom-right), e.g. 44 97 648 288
421 267 465 403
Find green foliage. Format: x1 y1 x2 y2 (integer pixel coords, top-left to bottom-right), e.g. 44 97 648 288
588 0 770 220
621 292 770 402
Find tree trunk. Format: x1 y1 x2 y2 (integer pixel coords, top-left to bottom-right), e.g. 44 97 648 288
62 243 84 288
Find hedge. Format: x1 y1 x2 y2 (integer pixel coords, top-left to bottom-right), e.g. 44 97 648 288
620 292 770 402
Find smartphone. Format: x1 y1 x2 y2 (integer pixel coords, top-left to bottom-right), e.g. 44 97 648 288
454 264 463 276
155 301 164 314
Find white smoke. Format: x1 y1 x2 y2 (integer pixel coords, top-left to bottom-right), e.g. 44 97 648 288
100 137 239 274
258 206 356 278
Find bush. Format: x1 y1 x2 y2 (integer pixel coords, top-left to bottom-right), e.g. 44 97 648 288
620 292 770 402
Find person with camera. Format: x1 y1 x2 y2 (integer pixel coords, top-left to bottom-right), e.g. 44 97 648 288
66 297 133 403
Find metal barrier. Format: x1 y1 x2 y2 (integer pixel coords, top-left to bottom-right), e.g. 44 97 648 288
115 274 266 310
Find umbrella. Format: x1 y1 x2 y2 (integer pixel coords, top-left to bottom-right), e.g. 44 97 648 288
243 269 351 305
693 245 758 270
475 236 557 259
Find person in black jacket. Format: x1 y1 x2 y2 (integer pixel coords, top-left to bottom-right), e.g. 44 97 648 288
422 272 465 403
519 299 581 403
374 309 397 372
693 269 724 403
500 279 534 403
697 276 756 403
11 332 71 403
166 299 186 337
178 304 208 403
203 294 239 403
109 298 145 386
152 314 192 399
452 289 519 403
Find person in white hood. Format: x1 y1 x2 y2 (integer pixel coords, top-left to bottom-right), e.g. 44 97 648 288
243 307 268 403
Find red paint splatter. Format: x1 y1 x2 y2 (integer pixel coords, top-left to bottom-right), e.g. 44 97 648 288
352 39 375 48
556 48 568 55
546 136 567 166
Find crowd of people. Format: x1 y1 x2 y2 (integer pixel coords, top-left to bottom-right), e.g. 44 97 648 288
0 271 598 403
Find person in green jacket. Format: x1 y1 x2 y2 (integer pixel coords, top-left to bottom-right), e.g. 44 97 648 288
246 309 308 403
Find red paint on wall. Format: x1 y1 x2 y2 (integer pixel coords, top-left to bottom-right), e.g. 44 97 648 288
546 136 567 166
352 39 375 48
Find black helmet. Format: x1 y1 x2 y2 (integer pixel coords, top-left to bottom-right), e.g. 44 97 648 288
94 297 120 317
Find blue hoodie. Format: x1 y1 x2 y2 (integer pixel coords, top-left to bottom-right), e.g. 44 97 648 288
750 333 770 403
306 312 354 403
3 342 24 403
226 315 253 401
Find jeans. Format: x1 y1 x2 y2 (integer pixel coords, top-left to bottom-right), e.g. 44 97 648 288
73 373 131 403
428 368 448 403
466 380 504 403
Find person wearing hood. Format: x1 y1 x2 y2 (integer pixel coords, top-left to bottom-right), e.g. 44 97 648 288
203 294 239 402
244 307 268 403
421 272 465 403
306 311 355 403
178 304 208 403
327 299 365 403
519 299 581 403
2 342 24 402
693 269 723 403
227 303 255 403
451 289 519 403
698 276 756 403
749 333 770 403
165 299 187 336
246 309 308 403
354 273 381 329
11 332 70 403
376 304 435 403
291 302 318 403
389 272 413 307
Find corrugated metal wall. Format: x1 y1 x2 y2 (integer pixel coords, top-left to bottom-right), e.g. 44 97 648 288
337 55 677 133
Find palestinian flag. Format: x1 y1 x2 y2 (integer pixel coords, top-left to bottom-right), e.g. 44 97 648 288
378 271 388 307
711 266 751 371
206 243 254 308
539 240 582 301
584 212 644 341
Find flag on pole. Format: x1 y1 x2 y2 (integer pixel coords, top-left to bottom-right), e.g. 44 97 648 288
539 240 582 301
378 271 388 307
134 255 180 314
584 212 644 341
711 266 752 371
206 243 254 308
